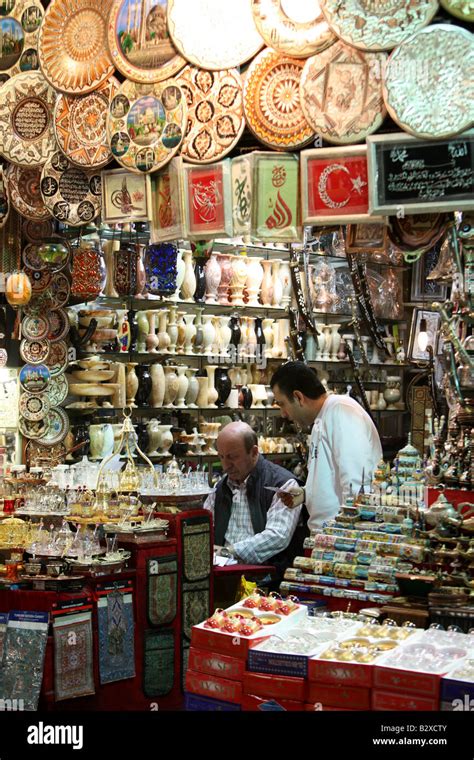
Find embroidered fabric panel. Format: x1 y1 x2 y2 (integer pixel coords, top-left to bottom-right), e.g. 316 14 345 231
182 518 211 582
53 613 95 701
143 629 175 698
147 555 178 627
181 641 190 692
0 613 48 711
182 580 211 641
98 591 135 685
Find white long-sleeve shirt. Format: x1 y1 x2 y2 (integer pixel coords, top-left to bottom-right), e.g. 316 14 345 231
305 395 383 532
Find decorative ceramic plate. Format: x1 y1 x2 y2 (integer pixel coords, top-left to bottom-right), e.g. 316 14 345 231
440 0 474 21
25 440 66 465
49 272 71 308
38 0 115 94
22 218 55 243
36 241 71 271
40 406 70 445
177 66 245 163
20 338 50 364
23 266 52 293
251 0 336 58
6 164 51 221
22 314 49 341
19 415 49 440
107 0 185 84
47 308 69 343
19 391 50 421
45 373 69 406
106 78 186 173
19 363 51 394
22 291 54 316
40 151 102 226
0 72 57 166
383 25 474 140
243 48 314 150
167 0 263 70
0 0 44 81
54 77 120 168
44 339 68 377
0 168 9 229
300 42 387 144
319 0 438 52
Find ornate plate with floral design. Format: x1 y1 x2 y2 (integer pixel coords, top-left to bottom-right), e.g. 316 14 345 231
0 72 57 166
22 314 49 340
40 406 70 446
38 0 114 94
0 168 9 229
47 308 69 343
23 266 52 293
26 440 66 465
107 0 185 84
167 0 263 70
49 272 71 308
23 291 54 317
106 78 186 173
319 0 438 52
243 48 314 150
251 0 336 58
44 339 68 377
20 338 50 364
383 25 474 140
19 391 50 421
45 373 69 406
177 66 245 163
19 416 49 440
19 363 50 394
23 217 55 243
40 151 102 226
300 42 387 144
6 164 51 221
0 0 44 83
440 0 474 20
54 77 120 168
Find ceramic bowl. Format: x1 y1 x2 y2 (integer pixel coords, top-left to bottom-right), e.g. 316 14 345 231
71 370 115 383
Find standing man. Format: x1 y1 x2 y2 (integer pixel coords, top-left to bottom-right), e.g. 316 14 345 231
270 362 382 531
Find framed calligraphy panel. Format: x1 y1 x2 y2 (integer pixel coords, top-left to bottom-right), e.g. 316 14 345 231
183 159 232 240
101 168 152 224
251 152 301 242
150 157 185 243
231 155 252 238
367 132 474 216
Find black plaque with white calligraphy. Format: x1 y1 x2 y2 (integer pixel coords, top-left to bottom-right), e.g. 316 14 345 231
367 132 474 215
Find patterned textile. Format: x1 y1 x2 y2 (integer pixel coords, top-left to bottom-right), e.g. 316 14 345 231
182 517 211 582
0 612 48 711
98 592 135 685
53 612 95 701
0 613 7 663
143 629 175 698
182 581 210 641
181 641 190 692
147 555 178 627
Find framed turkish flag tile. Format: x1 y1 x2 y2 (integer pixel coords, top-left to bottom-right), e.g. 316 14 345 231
251 152 301 243
301 145 382 225
183 159 232 240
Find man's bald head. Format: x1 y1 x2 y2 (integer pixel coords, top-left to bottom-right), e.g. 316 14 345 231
216 421 259 483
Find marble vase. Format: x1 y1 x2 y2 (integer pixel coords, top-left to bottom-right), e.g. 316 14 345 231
196 376 209 408
181 250 196 301
170 249 185 302
163 365 179 407
202 315 216 355
185 369 199 408
322 325 332 361
184 313 197 354
218 315 231 357
150 362 165 408
217 253 232 305
157 309 171 353
135 364 152 406
260 259 273 306
315 323 325 360
330 324 341 361
194 308 204 354
176 312 186 354
206 365 218 408
146 310 159 353
280 261 292 308
102 239 119 298
157 425 173 456
262 318 274 358
147 419 162 456
230 255 247 306
126 363 139 407
246 257 264 307
167 305 178 354
175 366 189 408
137 311 149 353
204 253 221 304
271 259 283 307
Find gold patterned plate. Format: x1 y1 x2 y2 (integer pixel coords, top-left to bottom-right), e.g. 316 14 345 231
49 272 71 308
38 0 115 94
45 373 69 406
23 218 55 243
0 0 44 83
300 42 387 145
40 406 70 446
40 151 102 226
47 308 69 343
23 291 54 317
440 0 474 21
23 266 52 293
22 314 49 340
6 164 51 221
54 77 120 169
177 66 245 163
167 0 263 70
319 0 438 52
107 78 187 173
383 25 474 140
0 71 57 166
20 338 50 365
25 440 66 465
107 0 185 84
251 0 336 58
44 339 69 377
19 391 50 421
19 416 49 440
243 48 314 150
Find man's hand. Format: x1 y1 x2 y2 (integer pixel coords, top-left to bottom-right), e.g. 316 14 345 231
214 545 235 558
278 486 305 509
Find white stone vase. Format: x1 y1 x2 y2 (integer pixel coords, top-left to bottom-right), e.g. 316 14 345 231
150 362 165 408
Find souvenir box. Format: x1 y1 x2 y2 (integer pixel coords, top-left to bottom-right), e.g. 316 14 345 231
307 682 371 710
243 671 306 702
185 669 243 704
188 647 245 682
242 694 304 712
371 690 439 711
440 662 474 706
184 692 241 711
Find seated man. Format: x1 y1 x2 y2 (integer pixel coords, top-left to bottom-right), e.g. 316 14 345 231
204 421 306 578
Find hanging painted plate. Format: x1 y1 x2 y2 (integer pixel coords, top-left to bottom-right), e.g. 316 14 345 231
44 339 68 377
20 338 50 364
23 217 55 243
176 66 245 163
0 0 44 82
36 240 71 271
38 0 114 94
54 77 120 169
45 373 69 406
0 167 9 229
243 48 314 150
40 151 102 226
167 0 263 70
440 0 474 20
49 272 71 308
107 0 185 84
19 391 50 421
25 440 66 465
383 25 474 140
47 308 69 343
40 406 70 446
6 164 51 221
251 0 336 58
22 314 49 340
19 415 49 440
23 266 52 293
0 72 57 166
23 291 54 317
300 42 387 145
106 78 186 173
19 363 51 394
22 243 44 270
319 0 438 52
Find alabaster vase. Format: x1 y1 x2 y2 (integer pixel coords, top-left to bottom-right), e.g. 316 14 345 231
126 363 139 406
181 250 196 301
170 249 185 302
230 255 247 306
175 366 189 408
185 368 199 407
147 419 162 456
206 365 219 408
163 365 179 407
246 257 264 307
157 309 171 353
184 314 197 354
157 424 173 456
271 260 283 307
202 315 216 355
217 253 232 305
204 252 221 304
146 311 159 353
260 259 273 306
137 311 149 353
150 363 165 408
